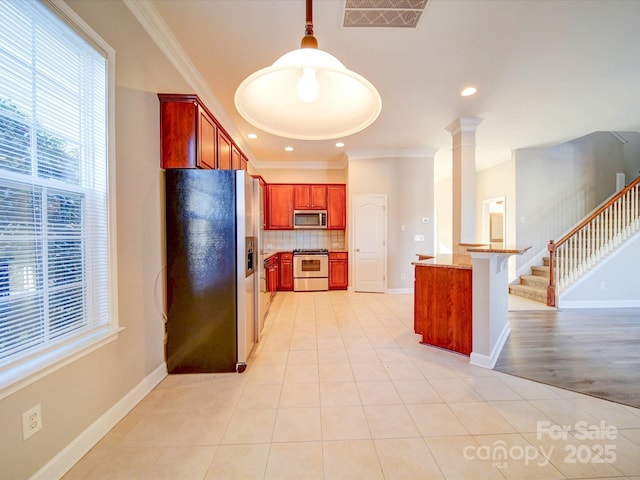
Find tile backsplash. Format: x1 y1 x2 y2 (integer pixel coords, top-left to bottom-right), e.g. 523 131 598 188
262 230 345 252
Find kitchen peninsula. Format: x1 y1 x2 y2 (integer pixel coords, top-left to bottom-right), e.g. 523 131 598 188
413 245 530 366
413 254 473 355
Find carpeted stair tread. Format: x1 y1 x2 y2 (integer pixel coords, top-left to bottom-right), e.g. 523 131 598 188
509 283 547 303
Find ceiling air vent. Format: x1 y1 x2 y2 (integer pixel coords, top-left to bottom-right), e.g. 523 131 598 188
343 0 428 28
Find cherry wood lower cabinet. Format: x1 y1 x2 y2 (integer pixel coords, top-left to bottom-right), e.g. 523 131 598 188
265 255 279 301
278 252 293 291
414 264 472 355
329 252 348 290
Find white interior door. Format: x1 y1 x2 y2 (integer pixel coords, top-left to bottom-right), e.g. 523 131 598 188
353 195 386 293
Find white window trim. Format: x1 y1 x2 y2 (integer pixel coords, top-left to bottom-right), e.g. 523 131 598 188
0 0 120 401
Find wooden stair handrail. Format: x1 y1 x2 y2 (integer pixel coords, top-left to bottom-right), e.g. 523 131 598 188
546 175 640 307
555 175 640 249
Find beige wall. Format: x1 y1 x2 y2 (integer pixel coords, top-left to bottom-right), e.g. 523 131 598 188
249 165 347 184
514 131 625 272
434 177 453 254
348 155 434 291
475 157 517 280
0 1 190 477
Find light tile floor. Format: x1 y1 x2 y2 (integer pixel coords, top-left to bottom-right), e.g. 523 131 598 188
64 291 640 480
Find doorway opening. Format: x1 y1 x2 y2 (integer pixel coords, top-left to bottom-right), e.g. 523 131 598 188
482 196 505 247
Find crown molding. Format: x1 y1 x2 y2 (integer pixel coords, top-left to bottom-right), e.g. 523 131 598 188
346 148 438 161
445 117 484 136
122 0 254 159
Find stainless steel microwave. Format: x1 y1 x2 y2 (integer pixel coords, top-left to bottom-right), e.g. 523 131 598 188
293 210 327 229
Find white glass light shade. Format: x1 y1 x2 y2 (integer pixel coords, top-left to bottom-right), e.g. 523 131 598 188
235 48 382 140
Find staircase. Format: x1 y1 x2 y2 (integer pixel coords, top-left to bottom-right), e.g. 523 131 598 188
509 257 549 303
510 175 640 306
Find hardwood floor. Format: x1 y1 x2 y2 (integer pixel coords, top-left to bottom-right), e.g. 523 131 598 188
495 308 640 408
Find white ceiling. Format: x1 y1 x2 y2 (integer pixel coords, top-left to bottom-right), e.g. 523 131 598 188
132 0 640 178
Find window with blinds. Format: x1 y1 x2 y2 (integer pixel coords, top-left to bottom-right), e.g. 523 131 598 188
0 0 115 375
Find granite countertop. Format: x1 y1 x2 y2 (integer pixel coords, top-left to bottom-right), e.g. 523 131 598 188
412 254 472 270
261 251 279 262
463 244 532 255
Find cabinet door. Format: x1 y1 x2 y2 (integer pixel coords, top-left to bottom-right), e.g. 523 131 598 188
293 185 310 209
232 146 241 170
329 252 348 289
197 106 217 169
268 265 278 295
217 130 232 170
327 185 346 229
279 253 293 291
159 99 199 169
267 185 294 229
310 185 327 209
241 155 248 171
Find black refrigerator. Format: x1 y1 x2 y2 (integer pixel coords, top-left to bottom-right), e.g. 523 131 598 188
165 169 258 373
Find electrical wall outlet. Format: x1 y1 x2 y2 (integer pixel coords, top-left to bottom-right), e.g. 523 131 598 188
22 404 42 440
413 234 425 242
401 272 406 280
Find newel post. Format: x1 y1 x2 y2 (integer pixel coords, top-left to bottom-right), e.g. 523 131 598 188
547 240 556 307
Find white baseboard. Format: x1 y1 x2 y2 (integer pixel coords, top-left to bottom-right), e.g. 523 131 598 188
385 288 413 294
469 324 511 370
558 299 640 309
31 363 167 480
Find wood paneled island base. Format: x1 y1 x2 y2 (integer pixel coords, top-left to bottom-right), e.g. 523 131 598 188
413 255 472 355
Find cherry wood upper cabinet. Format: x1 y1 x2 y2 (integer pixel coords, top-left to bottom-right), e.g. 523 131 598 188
293 185 310 209
159 95 218 169
158 93 250 171
197 106 217 169
294 185 328 210
232 146 241 170
217 131 232 170
311 185 328 209
327 185 346 230
266 185 294 229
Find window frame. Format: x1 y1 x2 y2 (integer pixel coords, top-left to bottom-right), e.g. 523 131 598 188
0 0 120 400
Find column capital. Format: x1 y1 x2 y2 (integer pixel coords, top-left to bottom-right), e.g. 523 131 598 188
445 117 484 136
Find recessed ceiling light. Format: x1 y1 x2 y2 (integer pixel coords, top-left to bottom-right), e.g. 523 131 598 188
248 133 258 139
284 146 294 152
461 87 477 97
335 142 344 148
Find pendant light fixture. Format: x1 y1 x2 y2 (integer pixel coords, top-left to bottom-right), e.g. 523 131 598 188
234 0 382 140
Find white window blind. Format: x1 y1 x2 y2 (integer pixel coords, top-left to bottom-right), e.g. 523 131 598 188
0 0 112 367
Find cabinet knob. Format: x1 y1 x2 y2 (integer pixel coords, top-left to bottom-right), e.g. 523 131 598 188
356 249 360 252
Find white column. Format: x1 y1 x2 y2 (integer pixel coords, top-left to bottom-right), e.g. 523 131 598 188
468 246 530 369
469 252 511 369
446 118 483 254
